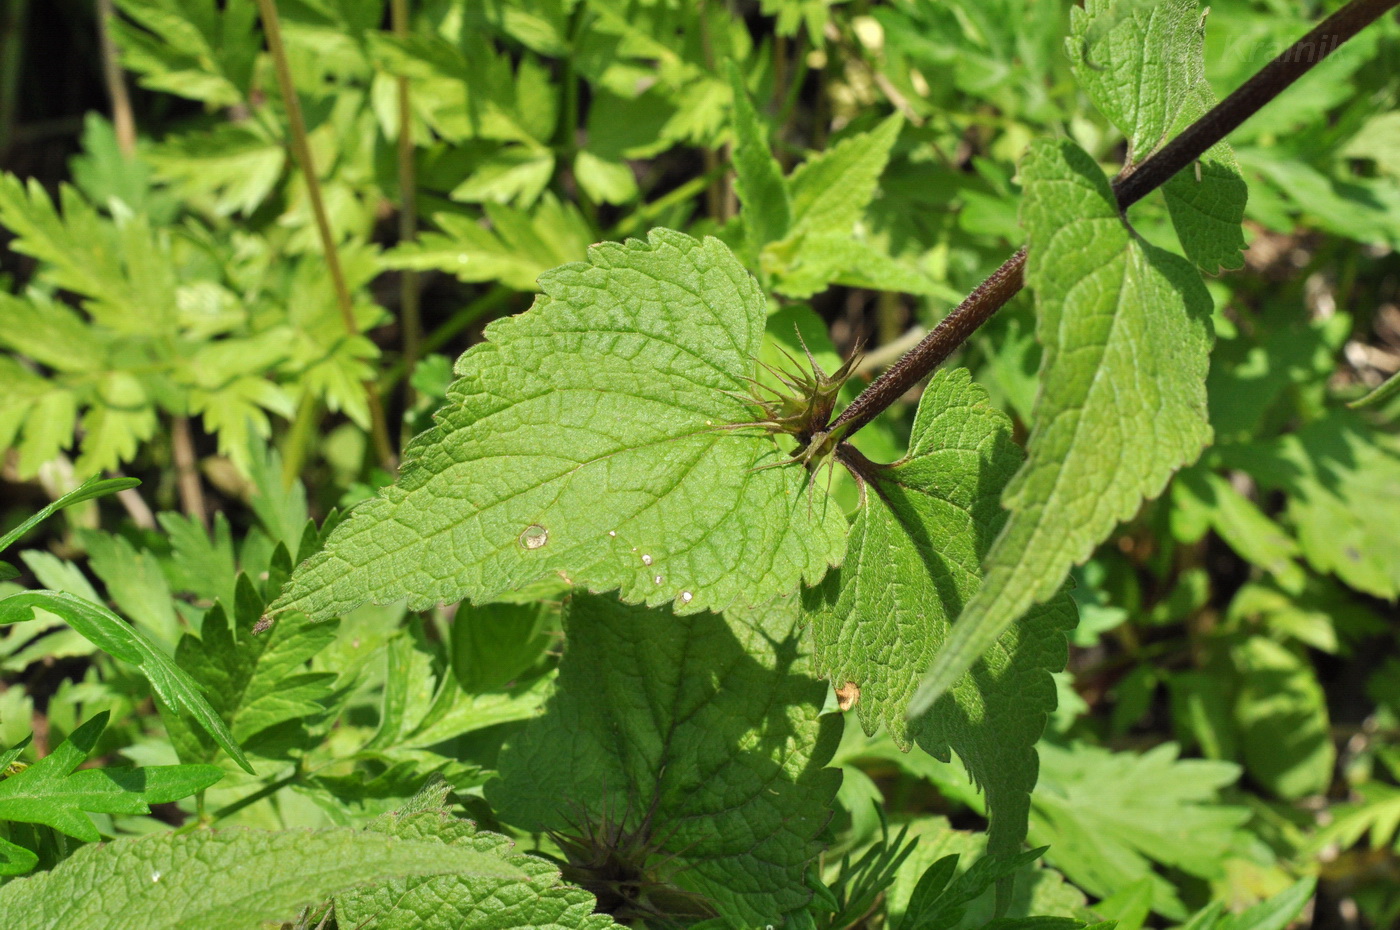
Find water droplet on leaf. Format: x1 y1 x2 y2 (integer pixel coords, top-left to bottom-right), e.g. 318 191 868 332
518 525 548 550
680 591 693 604
642 553 653 566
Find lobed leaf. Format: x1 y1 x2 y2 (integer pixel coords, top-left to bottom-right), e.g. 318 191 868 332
0 591 253 773
1221 408 1400 599
1029 741 1248 920
0 712 221 847
727 62 791 258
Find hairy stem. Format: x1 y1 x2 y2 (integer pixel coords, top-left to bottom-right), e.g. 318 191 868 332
252 0 396 470
391 0 421 424
832 0 1400 440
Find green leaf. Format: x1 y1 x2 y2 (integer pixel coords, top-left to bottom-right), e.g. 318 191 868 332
1349 369 1400 411
0 824 524 930
1180 878 1315 930
171 566 338 758
364 627 554 755
573 149 639 205
146 123 284 216
110 0 259 106
487 593 842 928
0 176 178 335
70 114 161 215
1028 741 1248 920
82 529 183 650
382 196 591 291
450 599 557 692
0 591 253 774
1069 0 1245 272
1171 468 1303 589
899 848 1049 930
1159 46 1246 273
1310 781 1400 853
1067 0 1201 162
0 835 38 876
727 62 791 257
159 511 238 608
1160 118 1247 274
1094 878 1155 930
1223 408 1400 599
336 783 619 929
806 370 1074 874
0 475 140 556
0 712 221 845
786 114 902 240
1232 637 1334 800
769 234 949 300
880 817 1091 929
912 139 1212 714
273 230 847 624
450 145 556 205
1342 111 1400 179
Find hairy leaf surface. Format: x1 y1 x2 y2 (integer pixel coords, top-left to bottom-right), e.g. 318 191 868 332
914 140 1212 712
1069 0 1246 272
1068 0 1201 161
275 230 846 623
807 370 1074 868
488 593 841 928
0 825 522 930
337 784 618 929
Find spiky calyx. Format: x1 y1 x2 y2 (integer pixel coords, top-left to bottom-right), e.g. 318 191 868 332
733 339 861 469
545 799 716 926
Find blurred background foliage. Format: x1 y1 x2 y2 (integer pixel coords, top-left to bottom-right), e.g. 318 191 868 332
0 0 1398 927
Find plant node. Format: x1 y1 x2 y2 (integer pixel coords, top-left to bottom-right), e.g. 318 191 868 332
544 792 716 926
733 336 861 470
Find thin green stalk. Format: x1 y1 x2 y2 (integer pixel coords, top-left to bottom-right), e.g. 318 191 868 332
251 0 396 470
392 0 422 427
281 393 321 489
609 165 727 238
377 285 514 393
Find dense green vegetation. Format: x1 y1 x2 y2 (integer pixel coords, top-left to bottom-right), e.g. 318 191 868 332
1 1 1399 927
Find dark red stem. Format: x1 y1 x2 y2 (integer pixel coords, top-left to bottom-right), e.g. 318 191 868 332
831 0 1400 439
